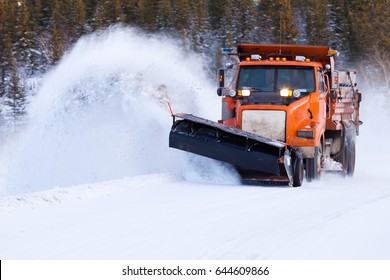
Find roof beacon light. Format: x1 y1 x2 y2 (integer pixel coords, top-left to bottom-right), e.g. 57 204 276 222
251 54 261 60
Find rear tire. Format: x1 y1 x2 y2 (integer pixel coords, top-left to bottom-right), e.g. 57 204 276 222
346 137 356 177
339 134 356 177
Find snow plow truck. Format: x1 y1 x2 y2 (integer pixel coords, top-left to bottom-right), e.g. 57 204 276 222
169 44 362 187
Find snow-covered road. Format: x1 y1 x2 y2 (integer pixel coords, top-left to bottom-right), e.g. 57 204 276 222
1 169 390 259
1 27 389 260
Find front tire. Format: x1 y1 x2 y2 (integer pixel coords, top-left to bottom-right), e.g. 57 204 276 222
292 156 304 187
305 146 321 182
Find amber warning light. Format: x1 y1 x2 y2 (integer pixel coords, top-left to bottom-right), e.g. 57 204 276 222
218 68 225 87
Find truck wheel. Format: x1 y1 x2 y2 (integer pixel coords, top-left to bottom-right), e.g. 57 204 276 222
340 140 349 176
292 157 304 187
346 138 356 177
339 135 355 177
305 146 321 182
305 158 316 182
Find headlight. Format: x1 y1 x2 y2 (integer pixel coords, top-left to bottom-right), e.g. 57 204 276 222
280 88 301 98
280 88 292 97
241 89 251 96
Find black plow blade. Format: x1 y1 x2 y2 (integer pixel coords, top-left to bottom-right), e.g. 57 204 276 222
169 114 286 176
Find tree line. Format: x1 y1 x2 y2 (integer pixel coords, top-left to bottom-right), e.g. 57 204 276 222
0 0 389 129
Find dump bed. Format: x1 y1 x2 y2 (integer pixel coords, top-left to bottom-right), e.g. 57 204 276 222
236 43 335 68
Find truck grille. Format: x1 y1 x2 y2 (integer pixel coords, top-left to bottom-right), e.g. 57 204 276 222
242 110 286 142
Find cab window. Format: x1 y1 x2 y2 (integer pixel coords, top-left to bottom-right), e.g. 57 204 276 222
318 71 324 93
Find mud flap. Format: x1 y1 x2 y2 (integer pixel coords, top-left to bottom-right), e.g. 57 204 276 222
169 114 286 176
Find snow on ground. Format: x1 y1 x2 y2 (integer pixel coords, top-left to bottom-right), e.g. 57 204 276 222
1 26 390 260
1 171 390 260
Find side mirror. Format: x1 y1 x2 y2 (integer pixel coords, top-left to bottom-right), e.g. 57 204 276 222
218 68 225 88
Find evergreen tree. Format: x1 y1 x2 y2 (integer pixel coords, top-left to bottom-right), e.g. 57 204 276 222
173 0 191 43
258 0 298 44
73 0 87 35
326 0 351 59
137 0 160 31
156 0 174 31
347 0 390 93
305 0 329 46
4 55 27 130
370 0 390 95
1 0 390 120
31 0 44 28
92 1 105 30
231 0 258 43
105 0 123 24
14 0 36 74
189 0 209 52
122 0 142 26
50 0 64 63
0 1 7 98
207 0 228 33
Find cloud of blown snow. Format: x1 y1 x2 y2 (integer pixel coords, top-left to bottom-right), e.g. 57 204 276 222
0 26 239 195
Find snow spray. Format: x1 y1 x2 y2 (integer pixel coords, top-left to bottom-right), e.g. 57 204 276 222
0 26 238 195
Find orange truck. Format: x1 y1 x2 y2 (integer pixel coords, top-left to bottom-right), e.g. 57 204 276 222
169 44 362 187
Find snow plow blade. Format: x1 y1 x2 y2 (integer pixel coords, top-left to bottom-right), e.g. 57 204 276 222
169 114 286 176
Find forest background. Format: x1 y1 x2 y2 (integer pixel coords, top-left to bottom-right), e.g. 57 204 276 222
0 0 389 131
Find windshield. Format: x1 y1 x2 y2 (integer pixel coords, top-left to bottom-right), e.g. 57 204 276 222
236 66 315 103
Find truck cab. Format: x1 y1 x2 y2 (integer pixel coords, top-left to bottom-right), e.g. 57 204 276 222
169 43 361 187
